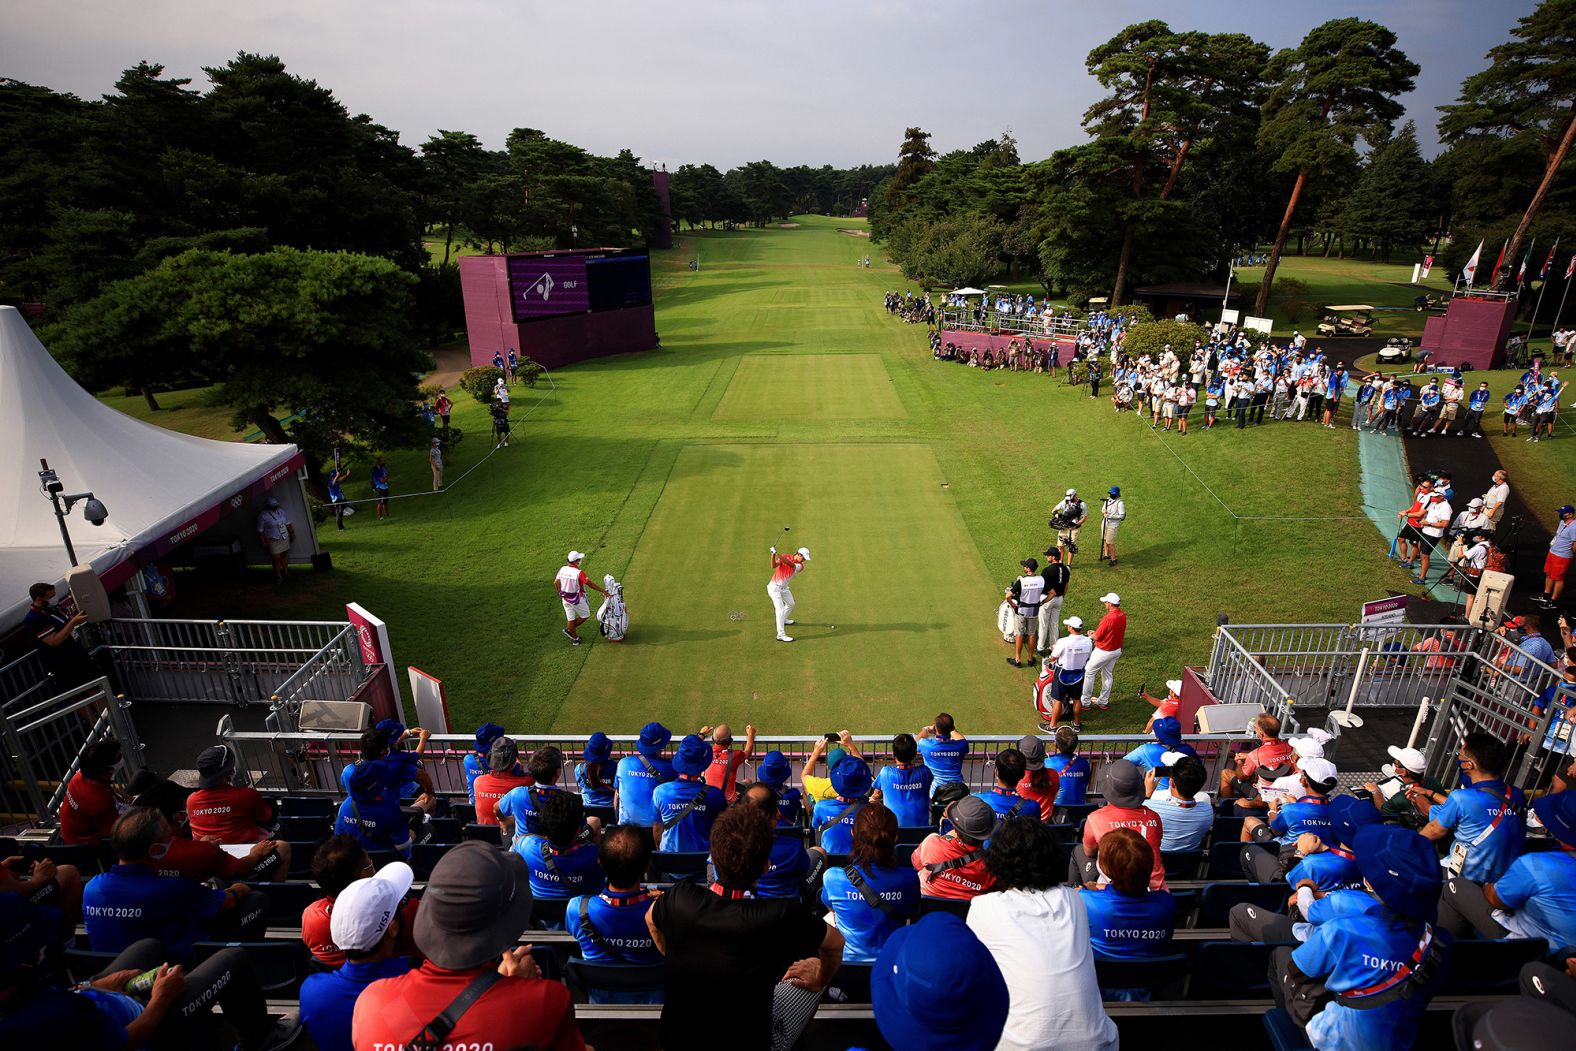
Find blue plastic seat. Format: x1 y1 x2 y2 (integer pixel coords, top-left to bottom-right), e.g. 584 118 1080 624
286 840 320 879
1207 840 1270 881
1160 849 1204 880
916 896 971 920
1263 1007 1315 1050
1196 882 1288 928
193 940 305 996
1092 952 1189 998
564 960 665 1004
278 796 335 819
411 842 450 880
651 851 710 881
1440 937 1549 994
423 816 462 844
1190 940 1292 999
242 880 320 925
277 815 332 842
896 826 933 844
462 822 503 845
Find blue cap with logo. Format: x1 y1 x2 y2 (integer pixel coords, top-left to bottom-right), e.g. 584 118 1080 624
872 913 1010 1051
672 734 711 777
375 719 406 746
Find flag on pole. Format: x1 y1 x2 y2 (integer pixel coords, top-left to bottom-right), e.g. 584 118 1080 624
1489 239 1508 285
1516 239 1535 284
1421 254 1434 279
1567 253 1575 280
1462 240 1484 285
1541 243 1558 280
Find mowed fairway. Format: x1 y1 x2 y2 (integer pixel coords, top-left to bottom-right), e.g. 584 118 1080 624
553 443 991 730
712 354 907 420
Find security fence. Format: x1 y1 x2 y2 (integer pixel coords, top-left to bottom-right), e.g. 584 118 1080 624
939 306 1090 340
213 725 1240 800
1204 623 1566 790
0 676 143 827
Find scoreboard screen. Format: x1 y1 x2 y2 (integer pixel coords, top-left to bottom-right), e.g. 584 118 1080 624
507 256 590 321
587 254 652 312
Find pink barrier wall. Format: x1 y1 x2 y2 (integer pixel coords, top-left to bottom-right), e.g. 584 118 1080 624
940 328 1078 356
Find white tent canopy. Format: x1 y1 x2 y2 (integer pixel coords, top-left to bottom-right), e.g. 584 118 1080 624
950 287 988 296
0 306 304 630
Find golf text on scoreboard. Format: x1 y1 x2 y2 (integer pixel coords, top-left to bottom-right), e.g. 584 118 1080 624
506 248 653 322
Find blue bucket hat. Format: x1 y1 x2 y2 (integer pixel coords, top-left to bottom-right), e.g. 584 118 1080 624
758 750 791 787
1152 716 1183 749
672 734 711 777
1354 825 1442 921
1533 790 1576 849
830 755 873 798
375 719 406 746
872 913 1010 1051
636 721 671 756
474 722 505 755
1329 793 1382 848
583 732 612 764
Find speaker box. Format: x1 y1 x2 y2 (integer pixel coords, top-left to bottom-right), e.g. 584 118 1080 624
298 699 371 732
1467 570 1514 629
66 565 112 622
1196 702 1267 736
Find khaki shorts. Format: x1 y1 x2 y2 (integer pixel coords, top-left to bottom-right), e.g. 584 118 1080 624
266 537 290 556
1102 521 1121 544
1014 613 1038 636
563 597 591 620
1442 402 1459 420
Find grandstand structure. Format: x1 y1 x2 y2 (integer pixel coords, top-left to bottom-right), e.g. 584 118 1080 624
1 610 1567 1047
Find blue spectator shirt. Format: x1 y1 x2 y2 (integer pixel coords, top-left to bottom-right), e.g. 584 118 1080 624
1080 888 1177 959
1419 387 1441 409
756 827 810 899
1430 779 1526 883
565 889 662 964
516 835 605 901
1292 902 1449 1051
1046 753 1091 805
875 763 933 828
1552 519 1576 559
497 784 568 843
300 955 413 1051
82 863 227 957
820 861 921 961
652 778 726 853
1534 681 1576 755
462 752 487 804
576 762 616 807
812 797 868 854
1469 389 1491 412
1285 846 1365 893
973 787 1041 823
916 736 968 787
1491 850 1576 948
1143 792 1213 852
614 753 675 826
1122 741 1198 792
0 987 130 1048
333 792 412 857
370 464 389 492
1270 796 1335 846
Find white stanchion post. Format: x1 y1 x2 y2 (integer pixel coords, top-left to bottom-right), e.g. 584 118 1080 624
1407 695 1431 750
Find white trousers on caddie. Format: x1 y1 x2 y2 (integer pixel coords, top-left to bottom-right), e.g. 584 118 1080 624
768 584 795 637
1086 645 1122 704
1036 595 1064 652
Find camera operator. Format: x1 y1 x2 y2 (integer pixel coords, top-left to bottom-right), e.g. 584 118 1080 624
1050 490 1088 566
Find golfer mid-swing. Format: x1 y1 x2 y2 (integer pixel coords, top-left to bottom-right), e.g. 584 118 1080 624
767 545 811 642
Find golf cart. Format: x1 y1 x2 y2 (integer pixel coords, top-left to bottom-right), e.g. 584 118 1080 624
1377 336 1414 366
1316 305 1375 338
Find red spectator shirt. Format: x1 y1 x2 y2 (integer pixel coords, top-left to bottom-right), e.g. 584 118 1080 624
152 836 253 882
351 961 584 1051
59 772 117 844
1083 804 1167 890
185 785 274 843
1092 608 1127 652
912 833 995 899
303 895 422 967
704 745 749 801
1016 771 1061 822
1238 739 1295 781
473 771 534 825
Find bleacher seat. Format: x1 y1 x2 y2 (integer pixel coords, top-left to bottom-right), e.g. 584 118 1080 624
651 851 709 881
34 842 107 875
584 804 616 825
367 849 403 870
896 826 932 844
1197 882 1288 929
63 946 119 982
424 816 462 844
1440 937 1550 995
412 842 450 880
463 823 502 846
1057 803 1098 825
1043 823 1080 846
285 841 320 879
1093 952 1189 998
243 880 320 925
193 940 305 996
0 837 18 857
531 897 571 930
450 803 477 824
1211 815 1246 843
278 796 335 819
1160 849 1204 881
1190 941 1293 999
1207 841 1270 881
1263 1007 1315 1051
894 843 918 868
277 815 332 841
916 896 971 920
822 853 850 870
566 960 666 1003
829 960 873 1002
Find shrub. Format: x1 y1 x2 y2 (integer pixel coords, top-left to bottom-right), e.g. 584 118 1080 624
1122 319 1209 360
459 366 505 404
516 357 545 388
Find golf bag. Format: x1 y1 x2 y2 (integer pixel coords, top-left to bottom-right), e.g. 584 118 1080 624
997 600 1016 643
596 574 628 641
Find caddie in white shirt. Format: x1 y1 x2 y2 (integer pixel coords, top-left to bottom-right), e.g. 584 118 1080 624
1099 486 1126 566
554 550 610 646
767 545 811 642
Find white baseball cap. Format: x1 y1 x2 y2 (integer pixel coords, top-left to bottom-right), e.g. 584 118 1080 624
1099 592 1121 604
567 550 586 562
330 861 414 952
1165 679 1183 695
1384 745 1427 776
1468 498 1484 508
796 547 811 561
1063 615 1084 629
1159 750 1190 766
1066 489 1077 497
1299 756 1339 789
1289 735 1325 759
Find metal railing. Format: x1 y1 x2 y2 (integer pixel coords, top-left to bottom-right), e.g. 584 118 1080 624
0 676 143 827
214 726 1242 800
262 624 367 733
940 306 1091 339
1424 630 1567 789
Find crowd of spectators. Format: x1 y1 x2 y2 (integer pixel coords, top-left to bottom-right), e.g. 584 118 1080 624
6 709 1576 1051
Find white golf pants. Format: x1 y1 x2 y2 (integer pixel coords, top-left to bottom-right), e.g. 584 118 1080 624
1086 645 1122 704
768 584 795 637
1036 595 1064 652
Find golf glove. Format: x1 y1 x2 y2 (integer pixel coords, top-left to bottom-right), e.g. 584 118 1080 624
770 546 777 554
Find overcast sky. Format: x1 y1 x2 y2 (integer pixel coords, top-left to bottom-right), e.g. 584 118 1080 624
2 0 1537 169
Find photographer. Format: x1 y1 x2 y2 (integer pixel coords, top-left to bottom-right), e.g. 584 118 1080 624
1050 490 1088 566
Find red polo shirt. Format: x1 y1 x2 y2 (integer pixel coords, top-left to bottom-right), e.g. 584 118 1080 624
913 833 995 899
152 836 255 882
1239 739 1296 781
1016 771 1061 822
1092 608 1127 652
185 784 274 843
473 771 534 825
704 745 749 801
59 772 117 844
351 961 583 1051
